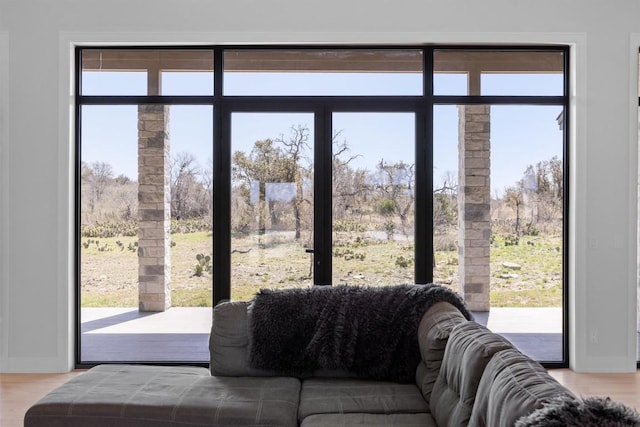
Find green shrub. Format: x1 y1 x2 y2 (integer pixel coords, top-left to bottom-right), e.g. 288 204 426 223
375 198 396 216
379 221 395 241
81 220 137 238
395 256 413 268
333 248 366 261
523 223 540 236
194 253 212 277
504 234 520 246
81 218 212 239
171 218 211 234
333 220 366 233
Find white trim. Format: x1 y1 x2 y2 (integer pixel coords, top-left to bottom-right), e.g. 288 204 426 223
631 33 640 359
60 30 588 370
0 31 9 372
57 36 76 372
61 30 584 46
568 36 588 371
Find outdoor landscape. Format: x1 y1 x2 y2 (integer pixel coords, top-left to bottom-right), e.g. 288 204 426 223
80 125 563 308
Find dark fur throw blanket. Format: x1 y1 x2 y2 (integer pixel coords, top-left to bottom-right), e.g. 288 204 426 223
516 396 640 427
248 284 473 383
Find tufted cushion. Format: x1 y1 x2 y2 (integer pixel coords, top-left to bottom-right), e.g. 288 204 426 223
430 321 513 426
298 378 429 421
300 413 438 426
469 348 576 427
24 364 301 427
415 301 468 406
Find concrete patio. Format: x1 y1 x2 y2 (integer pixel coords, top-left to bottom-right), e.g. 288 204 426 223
80 306 566 364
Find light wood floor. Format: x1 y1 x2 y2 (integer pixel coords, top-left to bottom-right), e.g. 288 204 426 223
548 369 640 409
1 369 639 427
1 371 85 427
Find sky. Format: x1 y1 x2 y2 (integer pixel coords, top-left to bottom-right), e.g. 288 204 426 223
81 70 563 197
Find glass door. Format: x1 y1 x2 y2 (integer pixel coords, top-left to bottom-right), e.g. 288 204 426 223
230 113 315 300
331 113 416 286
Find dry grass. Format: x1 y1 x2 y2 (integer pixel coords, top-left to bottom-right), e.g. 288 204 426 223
81 231 562 307
81 232 212 307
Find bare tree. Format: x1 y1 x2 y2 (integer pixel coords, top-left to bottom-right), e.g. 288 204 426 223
233 128 312 239
84 161 113 213
199 157 214 225
275 125 312 239
332 130 367 220
171 152 199 219
373 159 415 236
117 184 138 221
504 180 525 235
434 171 458 229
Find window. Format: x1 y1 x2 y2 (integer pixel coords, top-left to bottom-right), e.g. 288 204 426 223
77 46 569 366
78 49 214 364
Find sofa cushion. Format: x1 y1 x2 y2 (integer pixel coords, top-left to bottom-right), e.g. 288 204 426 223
25 364 301 427
210 300 282 377
209 300 252 376
298 378 429 421
468 348 576 427
415 301 468 405
430 321 513 427
300 413 438 427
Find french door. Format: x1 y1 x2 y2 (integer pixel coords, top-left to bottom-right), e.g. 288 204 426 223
225 109 425 302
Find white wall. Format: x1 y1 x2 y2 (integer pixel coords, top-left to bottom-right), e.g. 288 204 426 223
1 30 9 370
1 0 639 373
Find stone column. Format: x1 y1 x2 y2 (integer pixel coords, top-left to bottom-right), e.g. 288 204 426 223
458 105 491 311
137 104 171 312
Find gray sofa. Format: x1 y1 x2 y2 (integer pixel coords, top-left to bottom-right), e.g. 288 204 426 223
25 285 581 426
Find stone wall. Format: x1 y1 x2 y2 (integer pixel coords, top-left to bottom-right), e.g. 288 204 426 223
137 104 171 312
458 104 491 311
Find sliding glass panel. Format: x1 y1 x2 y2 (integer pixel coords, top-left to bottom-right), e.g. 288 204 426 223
224 49 423 96
230 113 315 300
434 50 565 96
80 104 213 363
332 113 415 285
433 104 564 362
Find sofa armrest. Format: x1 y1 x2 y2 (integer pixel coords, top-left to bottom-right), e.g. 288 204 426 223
415 301 468 405
469 348 575 427
430 321 513 426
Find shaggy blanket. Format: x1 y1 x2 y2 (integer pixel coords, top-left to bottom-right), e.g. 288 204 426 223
247 284 473 383
516 396 640 427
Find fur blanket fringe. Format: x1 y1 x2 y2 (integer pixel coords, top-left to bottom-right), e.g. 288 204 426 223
248 284 472 383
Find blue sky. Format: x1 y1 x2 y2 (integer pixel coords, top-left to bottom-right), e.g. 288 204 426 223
81 71 563 196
